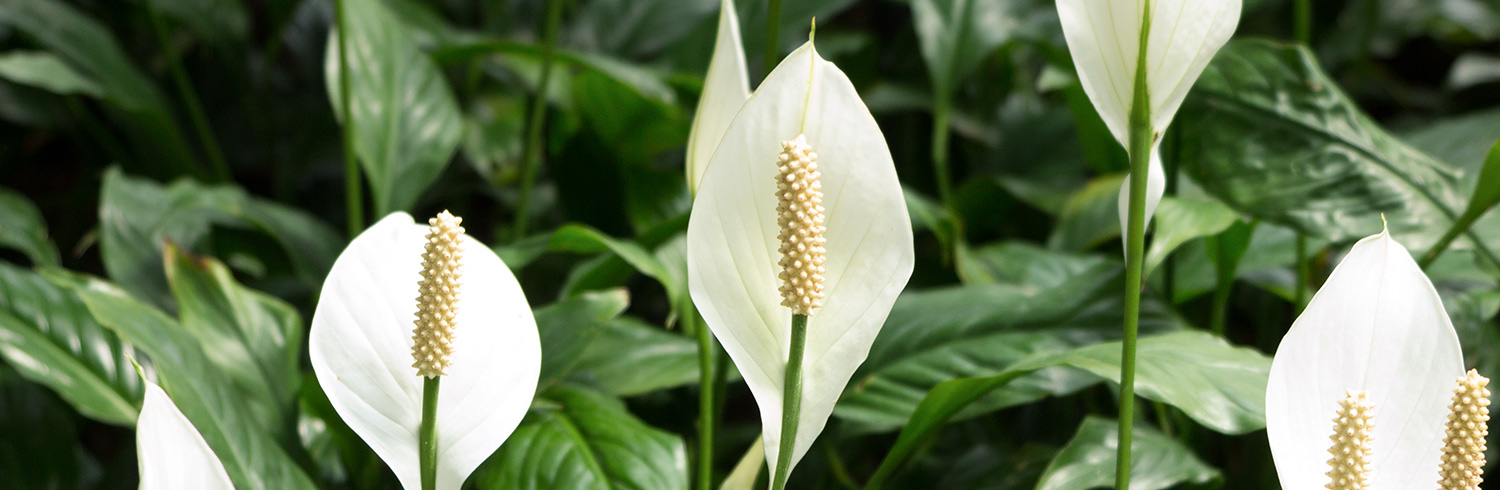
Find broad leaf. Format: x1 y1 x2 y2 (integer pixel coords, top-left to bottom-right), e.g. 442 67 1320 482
148 0 250 45
1035 417 1219 490
0 187 59 266
0 51 102 97
1047 174 1125 251
1142 196 1239 276
569 316 702 397
0 367 81 489
325 0 463 214
911 0 1023 99
534 289 630 389
474 384 689 489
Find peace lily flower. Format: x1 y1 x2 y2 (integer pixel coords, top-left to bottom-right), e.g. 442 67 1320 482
1056 0 1241 232
311 212 541 490
686 37 915 487
1266 227 1492 490
136 379 233 490
685 0 750 194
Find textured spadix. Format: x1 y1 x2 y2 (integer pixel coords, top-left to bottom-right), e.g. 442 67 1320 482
685 0 750 194
1266 228 1464 490
687 41 914 475
1438 370 1490 490
411 211 464 377
311 212 540 490
1326 390 1374 490
775 135 828 315
137 380 234 490
1056 0 1240 232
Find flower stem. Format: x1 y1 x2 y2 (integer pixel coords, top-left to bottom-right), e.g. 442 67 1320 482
771 313 808 490
692 309 717 490
1117 0 1155 486
763 0 783 76
145 1 230 183
1294 233 1308 310
1420 210 1483 269
514 0 564 239
1294 0 1311 45
335 0 363 236
931 96 955 215
419 376 441 490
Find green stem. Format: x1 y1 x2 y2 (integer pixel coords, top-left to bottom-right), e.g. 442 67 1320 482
1152 401 1174 439
419 376 441 490
1294 0 1311 45
1117 0 1154 486
1209 236 1231 337
1420 210 1482 269
770 313 808 490
693 310 717 490
335 0 363 236
145 1 230 182
763 0 783 77
931 96 955 214
514 0 564 238
1294 233 1308 310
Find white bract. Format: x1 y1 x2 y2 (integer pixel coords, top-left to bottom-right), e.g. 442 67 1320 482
1266 228 1464 490
1056 0 1240 233
687 40 915 476
136 380 234 490
310 212 541 490
685 0 750 194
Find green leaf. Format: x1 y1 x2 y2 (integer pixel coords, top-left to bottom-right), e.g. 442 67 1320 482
1404 106 1500 185
568 316 702 396
325 0 463 215
1047 174 1125 252
1142 196 1240 277
474 384 689 490
99 168 341 308
0 263 140 425
1035 417 1219 490
165 245 302 419
1208 219 1256 286
955 241 1110 288
0 50 102 97
1179 40 1492 260
534 289 631 389
911 0 1021 98
570 0 717 59
0 187 59 266
0 367 80 489
148 0 250 45
1458 140 1500 225
60 273 318 490
570 70 690 232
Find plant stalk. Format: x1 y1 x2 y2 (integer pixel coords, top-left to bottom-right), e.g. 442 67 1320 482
693 309 717 490
1117 0 1154 485
145 1 231 183
931 97 955 214
419 376 441 490
1420 210 1483 269
335 0 363 236
514 0 565 238
1294 0 1312 45
763 0 783 76
770 313 808 490
1294 233 1308 310
1210 235 1231 337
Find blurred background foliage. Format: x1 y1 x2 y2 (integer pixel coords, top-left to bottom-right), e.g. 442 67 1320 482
0 0 1499 488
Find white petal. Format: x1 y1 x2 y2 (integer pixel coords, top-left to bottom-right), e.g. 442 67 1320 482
1265 228 1463 490
1115 146 1167 236
685 0 751 194
1057 0 1241 143
137 380 234 490
310 212 541 490
719 436 765 490
686 41 915 476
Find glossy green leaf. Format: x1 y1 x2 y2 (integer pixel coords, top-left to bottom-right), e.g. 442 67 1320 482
1142 196 1240 276
911 0 1027 98
1403 106 1500 183
1035 417 1219 490
1458 140 1500 224
0 187 59 266
0 368 80 489
1179 40 1492 259
61 273 317 490
325 0 463 215
474 384 689 490
567 316 701 396
570 0 717 59
1048 174 1125 251
534 289 631 389
0 51 102 97
165 246 302 420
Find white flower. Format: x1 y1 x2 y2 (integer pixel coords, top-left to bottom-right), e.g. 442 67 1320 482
1055 0 1241 232
1266 227 1465 490
310 212 541 490
136 379 233 490
685 0 751 194
687 40 915 477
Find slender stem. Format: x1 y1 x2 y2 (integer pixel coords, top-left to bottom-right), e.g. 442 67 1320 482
1152 401 1175 439
693 310 717 490
1117 1 1154 486
335 0 363 236
419 376 441 490
1421 210 1482 269
514 0 564 238
763 0 783 76
1210 238 1231 337
931 97 955 213
1294 233 1308 310
145 2 230 182
823 441 860 490
1294 0 1311 45
770 313 808 490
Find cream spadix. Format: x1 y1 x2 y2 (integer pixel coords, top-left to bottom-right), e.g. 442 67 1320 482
1055 0 1241 233
687 41 914 476
311 212 540 490
1326 390 1374 490
685 0 750 194
137 380 234 490
1266 227 1464 490
1438 370 1490 490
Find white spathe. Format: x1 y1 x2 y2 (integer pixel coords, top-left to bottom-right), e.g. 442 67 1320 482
137 380 233 490
310 212 541 490
687 41 915 476
685 0 751 194
1056 0 1240 231
1265 228 1464 490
